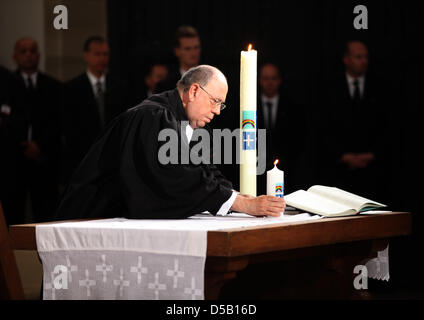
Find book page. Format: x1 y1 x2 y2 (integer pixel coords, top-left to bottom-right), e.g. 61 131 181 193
307 185 386 211
284 190 355 216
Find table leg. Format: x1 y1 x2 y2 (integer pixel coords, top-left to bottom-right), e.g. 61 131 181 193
204 256 249 300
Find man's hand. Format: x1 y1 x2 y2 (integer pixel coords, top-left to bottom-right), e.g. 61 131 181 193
341 152 375 169
21 141 41 160
231 194 286 217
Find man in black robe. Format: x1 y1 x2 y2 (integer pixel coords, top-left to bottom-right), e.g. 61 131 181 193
55 65 285 220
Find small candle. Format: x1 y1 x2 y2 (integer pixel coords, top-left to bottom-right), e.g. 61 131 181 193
267 159 284 199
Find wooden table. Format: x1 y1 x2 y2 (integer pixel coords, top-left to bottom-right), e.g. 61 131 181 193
9 212 411 299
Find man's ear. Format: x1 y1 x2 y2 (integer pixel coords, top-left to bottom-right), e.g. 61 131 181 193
83 52 89 64
343 55 349 66
144 75 151 88
188 84 198 102
276 77 282 87
174 47 181 59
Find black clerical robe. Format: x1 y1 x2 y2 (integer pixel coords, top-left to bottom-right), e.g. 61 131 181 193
55 89 233 220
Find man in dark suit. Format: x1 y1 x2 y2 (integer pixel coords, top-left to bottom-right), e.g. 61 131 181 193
256 63 306 195
320 40 389 202
63 36 129 183
0 65 20 225
0 38 62 224
155 25 201 93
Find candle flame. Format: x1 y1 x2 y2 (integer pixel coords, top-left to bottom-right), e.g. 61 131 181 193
247 44 252 51
274 159 279 166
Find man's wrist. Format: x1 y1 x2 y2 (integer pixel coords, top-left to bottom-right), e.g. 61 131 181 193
231 194 249 213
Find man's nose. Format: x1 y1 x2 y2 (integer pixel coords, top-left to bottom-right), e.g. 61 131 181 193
213 106 221 116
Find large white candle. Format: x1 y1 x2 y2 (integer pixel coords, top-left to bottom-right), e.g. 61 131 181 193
267 159 284 200
240 44 257 196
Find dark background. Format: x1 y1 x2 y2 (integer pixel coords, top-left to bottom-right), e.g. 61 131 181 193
108 0 423 211
107 0 424 289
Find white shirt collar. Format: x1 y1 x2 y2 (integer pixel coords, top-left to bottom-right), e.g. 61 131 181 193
179 67 187 77
261 94 279 106
185 124 194 142
346 72 365 97
346 72 365 86
86 70 106 88
21 71 38 87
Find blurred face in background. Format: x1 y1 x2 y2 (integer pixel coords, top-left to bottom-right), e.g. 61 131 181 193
259 64 281 98
84 41 110 78
145 64 169 93
344 41 369 78
14 38 40 74
174 37 201 71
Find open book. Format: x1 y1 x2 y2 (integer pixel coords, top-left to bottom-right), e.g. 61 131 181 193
284 185 387 217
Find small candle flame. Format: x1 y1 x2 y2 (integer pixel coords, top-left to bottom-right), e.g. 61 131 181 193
247 44 252 51
274 159 279 166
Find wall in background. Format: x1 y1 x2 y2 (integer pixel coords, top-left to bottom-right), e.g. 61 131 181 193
0 0 45 71
0 0 107 81
44 0 107 81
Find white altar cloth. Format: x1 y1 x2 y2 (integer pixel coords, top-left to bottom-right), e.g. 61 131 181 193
36 213 321 300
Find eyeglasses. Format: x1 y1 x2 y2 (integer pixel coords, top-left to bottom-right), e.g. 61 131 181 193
198 85 227 111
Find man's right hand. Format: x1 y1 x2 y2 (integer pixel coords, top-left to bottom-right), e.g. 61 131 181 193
231 194 285 217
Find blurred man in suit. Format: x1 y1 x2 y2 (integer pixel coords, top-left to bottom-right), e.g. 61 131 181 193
320 40 389 202
132 62 169 103
145 63 168 97
0 65 20 225
257 63 306 195
155 25 201 93
0 38 62 224
63 36 129 184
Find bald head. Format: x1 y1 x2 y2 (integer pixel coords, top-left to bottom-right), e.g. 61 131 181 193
178 65 228 128
177 65 227 92
14 37 40 74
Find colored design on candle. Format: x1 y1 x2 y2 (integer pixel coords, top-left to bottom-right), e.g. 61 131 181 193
242 131 256 150
242 111 256 129
242 119 255 129
275 183 284 194
276 194 284 198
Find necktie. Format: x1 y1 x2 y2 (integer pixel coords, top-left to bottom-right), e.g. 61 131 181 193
95 81 105 127
27 76 35 92
353 79 361 103
25 76 35 140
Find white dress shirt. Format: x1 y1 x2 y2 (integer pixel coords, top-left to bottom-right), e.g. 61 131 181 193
21 72 38 141
346 73 365 99
184 123 237 215
21 71 38 88
86 70 106 96
261 94 279 129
